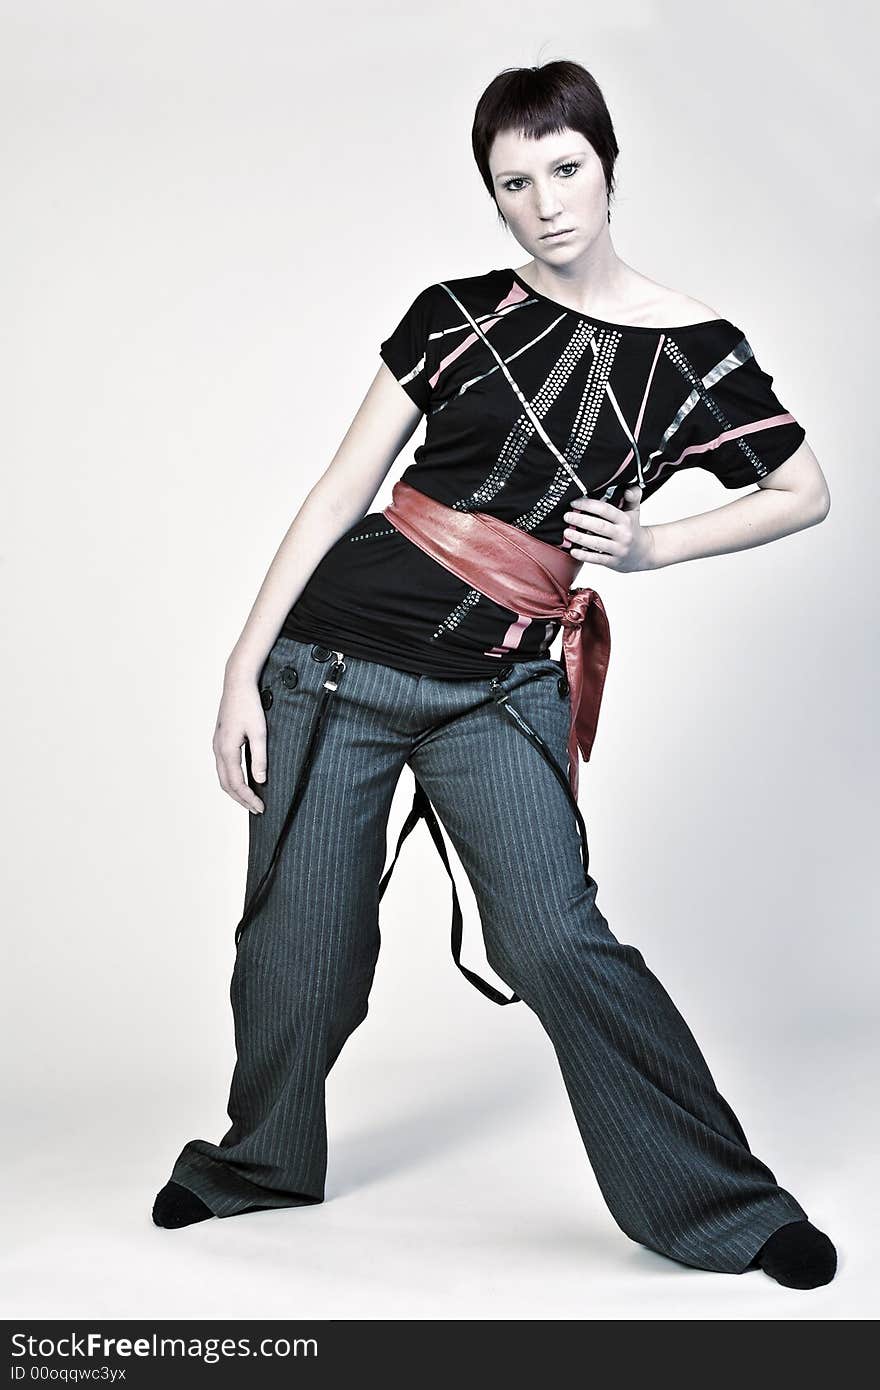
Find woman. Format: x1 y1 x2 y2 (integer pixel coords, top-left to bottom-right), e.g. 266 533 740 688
153 60 836 1289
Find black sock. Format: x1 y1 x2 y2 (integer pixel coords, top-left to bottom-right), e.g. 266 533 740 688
152 1180 214 1229
751 1219 837 1288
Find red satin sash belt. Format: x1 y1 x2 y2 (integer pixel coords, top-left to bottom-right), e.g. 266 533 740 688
382 480 611 798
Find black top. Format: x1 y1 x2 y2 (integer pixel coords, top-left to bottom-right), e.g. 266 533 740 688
281 267 806 677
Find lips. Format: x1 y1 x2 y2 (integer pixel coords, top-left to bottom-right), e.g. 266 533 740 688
541 228 574 238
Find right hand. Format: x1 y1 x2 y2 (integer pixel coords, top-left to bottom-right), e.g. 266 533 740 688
213 674 268 814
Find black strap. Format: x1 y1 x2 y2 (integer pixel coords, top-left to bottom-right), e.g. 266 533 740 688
234 680 338 948
379 775 520 1005
377 673 592 1006
489 684 592 883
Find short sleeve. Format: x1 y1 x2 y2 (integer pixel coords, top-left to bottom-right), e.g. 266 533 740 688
646 329 806 497
379 284 438 412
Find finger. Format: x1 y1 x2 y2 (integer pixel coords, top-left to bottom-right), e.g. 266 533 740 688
570 532 617 555
563 516 616 545
568 496 623 522
620 484 643 510
570 545 614 565
248 731 268 784
239 739 266 812
217 744 264 813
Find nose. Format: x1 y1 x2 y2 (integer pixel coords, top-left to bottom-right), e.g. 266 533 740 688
535 187 566 220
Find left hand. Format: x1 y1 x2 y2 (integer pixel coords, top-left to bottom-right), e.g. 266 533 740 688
562 485 655 572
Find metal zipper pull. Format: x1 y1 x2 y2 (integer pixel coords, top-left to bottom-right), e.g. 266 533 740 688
323 650 346 690
489 677 509 705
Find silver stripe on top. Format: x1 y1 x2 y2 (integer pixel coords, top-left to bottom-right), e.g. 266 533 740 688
438 282 590 498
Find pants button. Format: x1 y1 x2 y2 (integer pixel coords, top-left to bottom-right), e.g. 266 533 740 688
311 644 333 662
260 686 273 710
557 675 569 697
280 665 299 689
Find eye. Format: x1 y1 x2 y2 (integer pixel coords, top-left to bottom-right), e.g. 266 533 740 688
502 160 582 192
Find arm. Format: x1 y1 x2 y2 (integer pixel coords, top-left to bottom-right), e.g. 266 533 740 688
215 363 422 813
225 362 423 684
563 440 831 573
642 440 830 569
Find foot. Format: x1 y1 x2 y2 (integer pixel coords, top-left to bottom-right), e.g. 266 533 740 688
751 1219 837 1288
152 1180 215 1228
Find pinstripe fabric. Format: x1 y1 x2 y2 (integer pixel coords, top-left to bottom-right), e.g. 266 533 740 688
169 635 807 1272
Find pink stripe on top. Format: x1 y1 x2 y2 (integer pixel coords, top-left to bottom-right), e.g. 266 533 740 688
666 413 798 467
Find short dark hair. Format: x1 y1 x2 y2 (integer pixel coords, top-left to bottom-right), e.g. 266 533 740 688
471 60 620 225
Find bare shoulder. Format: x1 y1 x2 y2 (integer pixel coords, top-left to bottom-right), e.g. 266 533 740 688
624 270 723 327
659 290 724 326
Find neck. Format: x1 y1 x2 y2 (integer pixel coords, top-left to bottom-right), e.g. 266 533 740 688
519 236 635 317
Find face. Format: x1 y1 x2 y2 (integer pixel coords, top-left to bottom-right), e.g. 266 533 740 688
488 126 609 265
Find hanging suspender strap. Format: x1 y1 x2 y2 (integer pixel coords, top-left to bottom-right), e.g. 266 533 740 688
377 671 593 1006
235 669 342 949
378 776 520 1006
489 682 592 882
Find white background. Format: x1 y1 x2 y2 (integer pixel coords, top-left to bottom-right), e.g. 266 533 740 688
3 0 877 1320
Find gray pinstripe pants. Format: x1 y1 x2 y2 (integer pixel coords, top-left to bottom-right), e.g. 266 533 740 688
169 634 808 1272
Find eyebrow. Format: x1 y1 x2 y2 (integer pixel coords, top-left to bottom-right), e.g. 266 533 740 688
493 150 589 181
